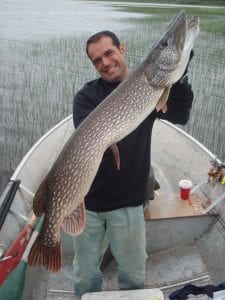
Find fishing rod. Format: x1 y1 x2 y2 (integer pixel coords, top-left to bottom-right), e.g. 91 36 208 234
0 180 21 231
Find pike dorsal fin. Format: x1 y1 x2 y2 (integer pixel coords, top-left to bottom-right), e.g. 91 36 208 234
155 86 170 113
61 202 86 236
33 176 49 216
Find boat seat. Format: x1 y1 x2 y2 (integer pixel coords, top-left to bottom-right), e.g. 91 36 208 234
81 288 164 299
144 192 207 220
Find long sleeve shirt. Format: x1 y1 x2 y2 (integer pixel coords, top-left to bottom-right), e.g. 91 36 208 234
73 75 193 212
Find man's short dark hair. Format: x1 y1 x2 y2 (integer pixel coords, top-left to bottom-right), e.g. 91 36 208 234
86 31 120 58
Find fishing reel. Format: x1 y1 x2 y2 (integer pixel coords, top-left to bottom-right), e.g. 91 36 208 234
208 157 225 186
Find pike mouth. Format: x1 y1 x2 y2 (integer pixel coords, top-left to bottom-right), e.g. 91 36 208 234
172 11 187 52
157 11 187 54
188 15 199 31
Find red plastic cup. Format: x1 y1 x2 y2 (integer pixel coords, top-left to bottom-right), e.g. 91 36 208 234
179 179 192 200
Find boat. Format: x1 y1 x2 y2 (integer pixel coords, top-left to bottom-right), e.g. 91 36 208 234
0 115 225 300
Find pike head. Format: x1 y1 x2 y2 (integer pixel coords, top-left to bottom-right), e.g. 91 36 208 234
141 10 199 88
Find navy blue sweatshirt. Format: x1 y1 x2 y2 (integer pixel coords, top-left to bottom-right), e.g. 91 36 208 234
73 74 193 212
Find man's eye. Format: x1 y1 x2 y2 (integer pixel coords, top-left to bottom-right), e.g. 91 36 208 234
93 58 101 65
106 50 113 56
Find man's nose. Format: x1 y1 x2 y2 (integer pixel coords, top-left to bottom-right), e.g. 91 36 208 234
101 55 110 66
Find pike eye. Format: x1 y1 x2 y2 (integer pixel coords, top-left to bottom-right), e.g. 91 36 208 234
160 39 168 48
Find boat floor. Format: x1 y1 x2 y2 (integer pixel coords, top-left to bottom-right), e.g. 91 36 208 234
46 244 212 300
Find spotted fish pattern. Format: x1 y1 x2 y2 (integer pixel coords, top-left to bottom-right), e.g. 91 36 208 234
28 11 199 272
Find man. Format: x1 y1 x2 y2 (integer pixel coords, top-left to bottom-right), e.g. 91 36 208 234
73 31 194 299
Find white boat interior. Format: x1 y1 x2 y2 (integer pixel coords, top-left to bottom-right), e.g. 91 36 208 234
0 115 225 300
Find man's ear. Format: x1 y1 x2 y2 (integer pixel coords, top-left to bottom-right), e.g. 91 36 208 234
119 43 126 54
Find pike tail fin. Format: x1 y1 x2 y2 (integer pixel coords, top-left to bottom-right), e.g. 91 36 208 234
28 237 61 272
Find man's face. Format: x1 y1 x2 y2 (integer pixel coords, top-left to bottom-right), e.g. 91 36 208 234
87 36 128 83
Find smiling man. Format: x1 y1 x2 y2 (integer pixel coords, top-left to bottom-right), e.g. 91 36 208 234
87 34 128 82
72 31 194 300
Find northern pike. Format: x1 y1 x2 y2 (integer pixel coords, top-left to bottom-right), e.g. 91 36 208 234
28 11 199 272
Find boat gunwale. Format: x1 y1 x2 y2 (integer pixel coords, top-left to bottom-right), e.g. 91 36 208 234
10 116 219 183
11 115 73 180
160 120 218 161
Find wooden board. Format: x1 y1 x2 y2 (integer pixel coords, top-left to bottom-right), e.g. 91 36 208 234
144 192 206 220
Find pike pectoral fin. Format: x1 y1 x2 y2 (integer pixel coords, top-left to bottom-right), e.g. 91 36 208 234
33 176 48 216
61 202 86 236
155 86 170 113
110 144 120 170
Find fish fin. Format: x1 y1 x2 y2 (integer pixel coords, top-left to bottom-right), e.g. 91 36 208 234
28 236 61 272
161 102 168 113
110 144 120 170
155 86 170 112
61 202 86 236
33 176 49 216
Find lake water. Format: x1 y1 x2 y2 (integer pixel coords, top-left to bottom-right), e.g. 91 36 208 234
0 0 146 40
0 0 225 194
